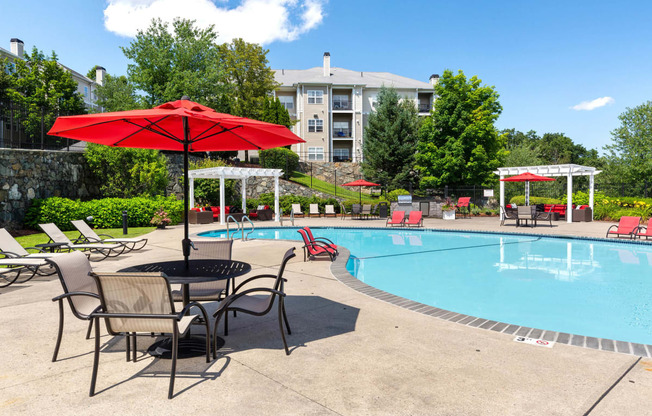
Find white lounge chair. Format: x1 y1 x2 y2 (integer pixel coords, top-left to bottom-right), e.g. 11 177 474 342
39 223 125 261
309 204 320 217
291 204 304 218
71 220 147 252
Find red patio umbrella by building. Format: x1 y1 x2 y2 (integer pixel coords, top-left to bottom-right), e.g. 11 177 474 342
500 172 555 205
48 97 305 267
342 179 381 204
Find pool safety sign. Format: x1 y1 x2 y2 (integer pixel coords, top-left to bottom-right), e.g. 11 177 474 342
514 336 554 348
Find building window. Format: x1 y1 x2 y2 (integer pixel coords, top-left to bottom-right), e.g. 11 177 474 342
333 121 350 137
307 90 323 104
278 95 294 110
333 95 349 110
308 119 323 133
308 147 324 161
84 86 89 98
333 148 350 162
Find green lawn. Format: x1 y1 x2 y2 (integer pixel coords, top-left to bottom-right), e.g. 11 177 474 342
14 227 155 250
289 172 377 203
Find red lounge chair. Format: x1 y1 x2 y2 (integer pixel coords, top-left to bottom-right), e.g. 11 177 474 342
302 227 338 254
404 211 423 227
606 216 641 239
636 218 652 240
455 197 471 218
297 229 335 262
386 211 405 227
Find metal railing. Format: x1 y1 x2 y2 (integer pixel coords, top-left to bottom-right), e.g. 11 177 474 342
332 102 352 110
333 128 352 138
226 214 255 241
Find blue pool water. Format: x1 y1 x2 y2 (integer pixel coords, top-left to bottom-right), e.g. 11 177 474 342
198 227 652 345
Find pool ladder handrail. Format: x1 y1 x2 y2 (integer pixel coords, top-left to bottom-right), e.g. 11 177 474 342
240 215 254 241
280 209 294 227
226 215 255 241
226 215 240 240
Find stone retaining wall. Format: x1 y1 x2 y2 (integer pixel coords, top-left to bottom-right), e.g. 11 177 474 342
241 176 342 202
298 161 362 185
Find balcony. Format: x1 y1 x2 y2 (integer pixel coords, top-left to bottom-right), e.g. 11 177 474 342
418 103 432 113
333 128 352 138
332 102 352 111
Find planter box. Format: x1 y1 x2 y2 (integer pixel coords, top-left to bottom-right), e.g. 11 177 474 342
443 210 456 220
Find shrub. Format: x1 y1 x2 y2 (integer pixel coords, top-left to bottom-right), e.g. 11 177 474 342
508 195 562 205
245 193 341 215
386 189 410 202
25 196 183 230
259 147 299 178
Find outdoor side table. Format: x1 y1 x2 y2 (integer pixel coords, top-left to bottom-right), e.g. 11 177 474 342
35 242 67 253
119 259 251 358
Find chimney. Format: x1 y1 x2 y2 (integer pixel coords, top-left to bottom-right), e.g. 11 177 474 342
429 74 440 86
10 38 24 58
323 52 330 77
95 66 106 86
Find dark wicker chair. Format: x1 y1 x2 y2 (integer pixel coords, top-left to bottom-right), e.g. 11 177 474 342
212 247 296 356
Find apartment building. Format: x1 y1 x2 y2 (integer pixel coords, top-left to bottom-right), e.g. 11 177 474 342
0 38 105 111
273 52 438 163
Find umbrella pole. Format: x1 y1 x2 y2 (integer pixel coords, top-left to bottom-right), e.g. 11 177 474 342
359 186 362 204
182 117 191 269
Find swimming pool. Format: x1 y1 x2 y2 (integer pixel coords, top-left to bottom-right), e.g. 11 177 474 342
198 227 652 345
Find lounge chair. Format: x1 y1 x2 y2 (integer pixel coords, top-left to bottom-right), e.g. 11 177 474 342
386 211 405 227
213 248 296 356
39 223 125 261
291 204 304 218
303 227 338 255
71 220 148 252
0 257 49 288
0 227 59 278
309 204 320 217
500 206 518 226
46 251 101 362
324 204 337 217
404 211 423 227
361 204 372 219
171 240 233 302
636 218 652 240
606 216 641 239
297 229 335 261
339 202 351 220
516 206 535 227
455 197 471 218
89 271 210 399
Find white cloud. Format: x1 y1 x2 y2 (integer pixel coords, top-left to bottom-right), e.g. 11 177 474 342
103 0 326 44
570 96 615 111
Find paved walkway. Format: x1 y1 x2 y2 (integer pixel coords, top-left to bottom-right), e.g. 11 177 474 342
1 216 651 415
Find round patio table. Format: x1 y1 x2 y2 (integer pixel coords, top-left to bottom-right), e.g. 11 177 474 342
119 259 251 358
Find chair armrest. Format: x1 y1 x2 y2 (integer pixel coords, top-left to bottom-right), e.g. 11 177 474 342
314 236 336 246
52 291 100 302
178 300 210 322
1 250 23 258
97 233 116 239
218 288 286 312
233 274 277 293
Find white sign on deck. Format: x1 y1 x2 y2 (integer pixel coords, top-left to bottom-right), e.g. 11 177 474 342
514 336 554 348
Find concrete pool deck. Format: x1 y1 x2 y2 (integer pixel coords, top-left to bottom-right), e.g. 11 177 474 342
1 216 651 415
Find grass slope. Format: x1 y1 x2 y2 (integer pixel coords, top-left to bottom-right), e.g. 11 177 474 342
289 172 377 203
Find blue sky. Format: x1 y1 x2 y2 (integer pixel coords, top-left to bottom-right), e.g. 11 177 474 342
1 0 651 153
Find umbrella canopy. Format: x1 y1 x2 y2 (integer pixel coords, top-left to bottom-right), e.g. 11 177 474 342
342 180 380 204
48 98 305 268
500 172 555 205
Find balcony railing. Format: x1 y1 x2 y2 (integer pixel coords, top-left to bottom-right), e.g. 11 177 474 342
333 128 352 138
332 102 352 111
418 104 432 112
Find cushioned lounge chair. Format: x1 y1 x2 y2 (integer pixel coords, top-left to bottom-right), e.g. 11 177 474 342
636 218 652 240
386 211 405 227
606 216 641 239
39 223 125 261
297 229 335 262
302 227 338 255
71 220 148 252
213 247 295 356
291 204 304 218
404 211 423 227
90 271 210 399
171 240 234 302
324 204 337 217
309 204 320 217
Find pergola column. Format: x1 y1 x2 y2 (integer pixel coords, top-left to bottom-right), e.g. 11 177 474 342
274 175 280 222
566 172 573 223
189 177 195 208
219 174 226 225
499 175 505 220
589 173 595 220
241 177 247 213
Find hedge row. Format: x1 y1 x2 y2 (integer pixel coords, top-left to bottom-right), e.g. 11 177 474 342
24 196 183 231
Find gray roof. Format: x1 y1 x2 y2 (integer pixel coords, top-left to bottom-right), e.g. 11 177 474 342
274 66 433 89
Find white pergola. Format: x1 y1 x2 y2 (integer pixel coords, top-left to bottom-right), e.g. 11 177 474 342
188 166 284 224
494 164 601 223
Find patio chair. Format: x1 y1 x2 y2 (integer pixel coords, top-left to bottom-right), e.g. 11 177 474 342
534 205 554 227
636 218 652 240
71 220 148 252
455 197 471 218
386 211 405 227
39 223 126 261
213 247 296 356
46 250 101 362
500 206 518 226
606 216 641 239
302 227 338 255
309 204 320 217
297 229 335 262
324 204 337 217
171 240 234 302
361 204 372 219
291 204 304 218
339 202 351 220
89 272 211 399
351 204 362 220
404 211 423 227
516 206 535 227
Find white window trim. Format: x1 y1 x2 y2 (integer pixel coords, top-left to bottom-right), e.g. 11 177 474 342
308 119 323 133
307 90 324 104
308 146 324 161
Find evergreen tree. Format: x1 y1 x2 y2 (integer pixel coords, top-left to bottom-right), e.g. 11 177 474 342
361 86 419 190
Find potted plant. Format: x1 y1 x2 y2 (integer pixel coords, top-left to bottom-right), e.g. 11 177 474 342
441 198 456 220
151 208 171 229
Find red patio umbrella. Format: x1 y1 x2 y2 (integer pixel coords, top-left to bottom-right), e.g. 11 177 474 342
500 172 555 205
342 179 381 204
48 97 305 267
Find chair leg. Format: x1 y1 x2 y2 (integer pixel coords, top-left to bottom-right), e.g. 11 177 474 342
282 301 291 335
224 309 229 336
132 333 137 362
126 334 131 362
86 319 93 340
213 309 226 359
89 317 100 396
203 316 211 363
169 332 178 399
277 298 289 355
52 299 65 362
